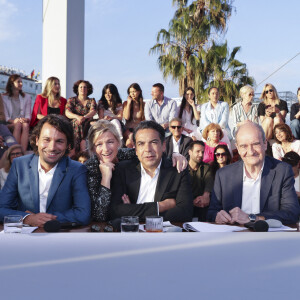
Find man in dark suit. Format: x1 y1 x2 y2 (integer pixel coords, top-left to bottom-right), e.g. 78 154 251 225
0 115 91 227
164 118 192 159
110 120 193 222
207 122 300 224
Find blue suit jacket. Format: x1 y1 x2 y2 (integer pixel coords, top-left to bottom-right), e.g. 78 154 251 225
207 156 300 224
0 154 91 225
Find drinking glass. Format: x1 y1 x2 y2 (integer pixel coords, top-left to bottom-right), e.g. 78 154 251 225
4 215 23 233
146 216 163 232
121 216 139 233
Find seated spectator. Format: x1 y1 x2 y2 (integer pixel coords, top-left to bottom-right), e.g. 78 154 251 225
123 83 145 148
188 141 214 221
177 87 201 140
199 87 232 145
272 123 300 160
144 83 177 135
258 83 288 140
0 144 24 189
30 77 67 128
65 80 97 154
97 84 124 144
211 144 232 176
85 120 187 222
1 74 31 152
202 123 230 163
110 120 193 222
164 118 192 159
282 151 300 199
231 85 259 138
76 151 90 164
289 87 300 139
0 124 17 158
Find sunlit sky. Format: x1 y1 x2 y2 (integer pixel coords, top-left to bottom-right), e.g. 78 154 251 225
1 0 299 100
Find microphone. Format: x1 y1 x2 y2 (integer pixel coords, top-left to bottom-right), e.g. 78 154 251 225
244 220 269 232
265 219 282 228
44 220 80 232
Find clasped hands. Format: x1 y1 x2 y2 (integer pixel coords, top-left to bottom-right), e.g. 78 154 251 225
215 207 251 225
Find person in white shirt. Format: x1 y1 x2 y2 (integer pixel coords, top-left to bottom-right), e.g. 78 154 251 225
207 122 300 225
110 120 193 222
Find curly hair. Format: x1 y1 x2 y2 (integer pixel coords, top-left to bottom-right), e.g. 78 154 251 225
73 80 93 96
98 84 122 115
202 123 223 141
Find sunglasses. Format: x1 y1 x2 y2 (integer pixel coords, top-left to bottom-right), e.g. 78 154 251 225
10 152 22 157
171 126 182 129
265 89 273 94
215 152 226 157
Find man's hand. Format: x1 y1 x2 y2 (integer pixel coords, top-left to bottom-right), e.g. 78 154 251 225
229 207 250 225
215 210 232 224
161 123 169 130
122 194 131 204
193 192 210 208
172 153 187 173
158 198 176 213
23 212 57 227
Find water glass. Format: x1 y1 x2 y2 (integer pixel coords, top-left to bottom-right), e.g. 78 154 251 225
4 215 23 233
121 216 139 233
146 216 163 232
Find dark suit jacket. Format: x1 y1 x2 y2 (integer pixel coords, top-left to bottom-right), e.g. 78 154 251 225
0 154 91 225
207 156 300 224
164 134 192 159
110 156 193 222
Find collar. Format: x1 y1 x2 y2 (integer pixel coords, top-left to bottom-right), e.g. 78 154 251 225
243 161 264 181
172 136 182 145
140 159 162 177
38 157 58 174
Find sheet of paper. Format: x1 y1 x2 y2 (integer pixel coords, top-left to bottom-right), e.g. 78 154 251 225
183 222 246 232
0 226 38 234
268 225 297 232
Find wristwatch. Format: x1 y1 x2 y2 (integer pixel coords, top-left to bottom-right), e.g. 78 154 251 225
248 214 256 222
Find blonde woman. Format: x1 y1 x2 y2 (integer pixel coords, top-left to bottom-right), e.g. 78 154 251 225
231 85 259 137
30 76 67 128
2 74 31 152
258 83 288 140
0 144 24 189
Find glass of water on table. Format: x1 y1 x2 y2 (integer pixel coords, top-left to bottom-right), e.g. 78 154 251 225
4 215 23 233
121 216 139 232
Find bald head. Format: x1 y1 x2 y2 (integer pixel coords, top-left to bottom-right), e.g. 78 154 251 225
235 122 266 145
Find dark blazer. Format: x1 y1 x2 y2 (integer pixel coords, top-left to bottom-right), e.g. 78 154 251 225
207 156 300 224
164 134 192 159
110 156 193 222
0 154 91 225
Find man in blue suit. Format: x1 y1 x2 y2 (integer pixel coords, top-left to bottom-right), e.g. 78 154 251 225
207 121 300 225
0 115 91 227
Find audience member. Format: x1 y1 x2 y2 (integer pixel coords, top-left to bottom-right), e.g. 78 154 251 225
97 84 124 144
199 87 231 145
144 83 177 135
258 83 288 140
211 144 232 176
123 83 145 147
272 123 300 160
164 118 192 159
202 123 230 163
1 74 31 152
76 151 90 164
30 77 67 128
177 87 201 140
289 87 300 139
110 120 193 222
0 114 91 227
65 80 97 153
188 141 214 221
85 120 188 222
0 144 24 189
208 122 300 225
0 123 17 157
231 85 258 138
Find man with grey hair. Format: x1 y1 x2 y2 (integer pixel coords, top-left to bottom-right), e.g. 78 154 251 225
207 121 300 224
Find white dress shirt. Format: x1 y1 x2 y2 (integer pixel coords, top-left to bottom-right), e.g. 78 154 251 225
241 163 264 214
136 161 162 210
38 158 58 213
172 136 181 154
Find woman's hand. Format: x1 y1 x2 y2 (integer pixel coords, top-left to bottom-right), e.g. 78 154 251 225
171 153 188 173
13 118 21 124
104 115 113 121
76 115 85 125
99 162 115 189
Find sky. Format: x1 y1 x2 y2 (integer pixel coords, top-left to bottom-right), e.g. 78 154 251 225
0 0 299 100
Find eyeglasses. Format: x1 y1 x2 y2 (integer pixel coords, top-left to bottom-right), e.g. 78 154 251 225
215 152 226 157
171 126 182 129
265 89 273 94
10 152 22 157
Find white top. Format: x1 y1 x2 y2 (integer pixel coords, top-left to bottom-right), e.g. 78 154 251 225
1 93 32 121
38 158 58 213
241 163 264 214
136 160 162 207
272 140 300 160
0 168 8 189
172 136 181 153
180 105 200 130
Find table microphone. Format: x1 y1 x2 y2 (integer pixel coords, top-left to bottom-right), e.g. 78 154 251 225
244 220 269 232
44 220 79 232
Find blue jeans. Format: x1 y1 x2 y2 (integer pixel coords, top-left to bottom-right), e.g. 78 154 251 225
290 119 300 139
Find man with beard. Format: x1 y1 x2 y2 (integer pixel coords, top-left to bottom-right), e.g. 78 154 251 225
0 115 90 227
